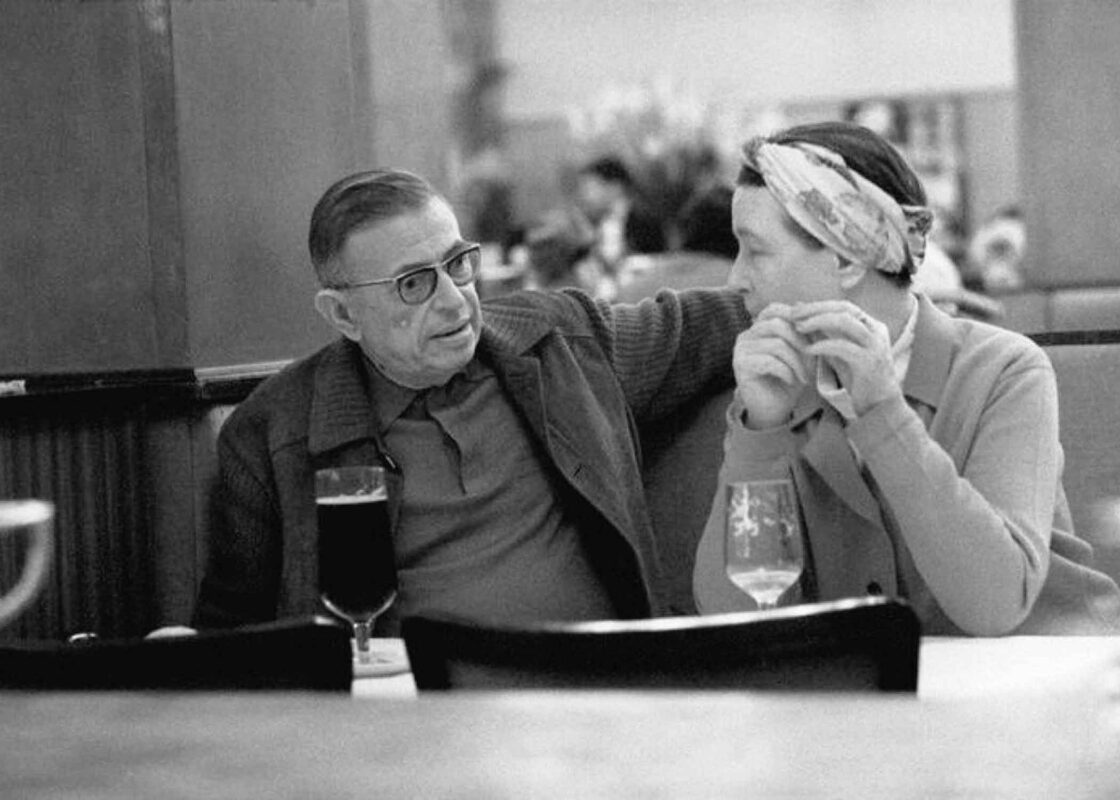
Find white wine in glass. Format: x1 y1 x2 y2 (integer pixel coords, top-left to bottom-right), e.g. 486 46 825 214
724 479 804 610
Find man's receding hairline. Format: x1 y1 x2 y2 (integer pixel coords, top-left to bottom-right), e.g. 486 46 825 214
326 193 451 250
317 195 457 282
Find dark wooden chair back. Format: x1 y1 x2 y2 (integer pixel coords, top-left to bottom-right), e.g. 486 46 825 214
402 597 920 693
0 615 352 691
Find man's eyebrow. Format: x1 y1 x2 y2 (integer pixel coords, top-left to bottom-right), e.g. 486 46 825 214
393 240 470 276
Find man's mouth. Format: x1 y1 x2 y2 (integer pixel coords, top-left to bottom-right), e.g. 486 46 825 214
434 321 471 339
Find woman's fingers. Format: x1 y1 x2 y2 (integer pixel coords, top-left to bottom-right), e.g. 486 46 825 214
735 324 811 385
737 349 804 387
792 307 884 346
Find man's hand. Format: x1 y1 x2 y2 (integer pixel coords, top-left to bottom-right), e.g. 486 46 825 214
732 303 812 429
789 300 901 415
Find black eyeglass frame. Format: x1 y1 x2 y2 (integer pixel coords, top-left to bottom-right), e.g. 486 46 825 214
328 243 482 305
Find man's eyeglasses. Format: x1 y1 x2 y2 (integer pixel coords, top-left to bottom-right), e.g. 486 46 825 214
330 243 482 305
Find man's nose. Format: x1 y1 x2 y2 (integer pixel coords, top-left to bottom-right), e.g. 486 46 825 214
429 269 468 307
727 258 750 289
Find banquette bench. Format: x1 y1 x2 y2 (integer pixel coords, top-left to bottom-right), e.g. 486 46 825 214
2 332 1120 640
998 287 1120 335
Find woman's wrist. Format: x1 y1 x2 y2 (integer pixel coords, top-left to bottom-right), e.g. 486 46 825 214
734 393 791 431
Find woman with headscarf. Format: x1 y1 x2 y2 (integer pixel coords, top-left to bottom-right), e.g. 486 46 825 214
693 121 1120 635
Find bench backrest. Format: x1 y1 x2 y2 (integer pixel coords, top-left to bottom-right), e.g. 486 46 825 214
1043 340 1120 581
640 389 732 614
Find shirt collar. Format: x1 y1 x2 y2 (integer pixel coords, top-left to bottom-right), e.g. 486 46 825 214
900 291 958 410
307 309 549 457
362 357 419 432
362 355 492 431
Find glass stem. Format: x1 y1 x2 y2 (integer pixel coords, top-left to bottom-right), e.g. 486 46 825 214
353 620 372 664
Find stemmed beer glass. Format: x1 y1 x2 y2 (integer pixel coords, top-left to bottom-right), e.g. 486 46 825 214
315 466 397 664
724 479 804 610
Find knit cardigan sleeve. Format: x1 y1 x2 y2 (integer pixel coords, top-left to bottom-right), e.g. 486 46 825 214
579 287 750 423
192 407 284 628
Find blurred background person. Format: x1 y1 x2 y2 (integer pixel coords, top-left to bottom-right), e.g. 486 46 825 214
913 220 1004 321
518 207 600 293
575 155 668 279
669 145 733 250
673 145 737 259
451 59 517 250
965 205 1027 294
509 163 612 297
614 181 736 302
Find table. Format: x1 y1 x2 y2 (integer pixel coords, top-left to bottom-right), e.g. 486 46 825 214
918 635 1120 699
2 637 1118 799
356 635 1120 701
2 688 1117 798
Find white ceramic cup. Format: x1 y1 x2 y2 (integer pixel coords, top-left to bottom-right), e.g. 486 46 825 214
0 499 54 630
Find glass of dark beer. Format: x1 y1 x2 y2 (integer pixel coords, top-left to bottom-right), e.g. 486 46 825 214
315 465 396 664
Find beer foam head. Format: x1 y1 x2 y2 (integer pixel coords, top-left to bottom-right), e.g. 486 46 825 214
316 487 388 504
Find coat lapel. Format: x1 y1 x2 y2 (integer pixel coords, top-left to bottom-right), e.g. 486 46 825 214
307 340 379 457
801 403 884 527
477 312 552 444
901 293 956 415
800 294 957 530
480 314 644 563
485 348 548 444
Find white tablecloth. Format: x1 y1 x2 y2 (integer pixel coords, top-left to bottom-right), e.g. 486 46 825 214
355 636 1120 701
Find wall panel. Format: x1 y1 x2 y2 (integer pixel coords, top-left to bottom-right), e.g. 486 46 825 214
0 0 458 374
0 3 162 372
171 0 356 368
1017 0 1120 287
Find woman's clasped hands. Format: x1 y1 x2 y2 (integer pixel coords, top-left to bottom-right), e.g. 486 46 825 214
733 300 901 429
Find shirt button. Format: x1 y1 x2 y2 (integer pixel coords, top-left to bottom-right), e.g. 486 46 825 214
866 581 883 596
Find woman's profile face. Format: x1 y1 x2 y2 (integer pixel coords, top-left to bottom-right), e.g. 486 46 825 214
727 186 842 318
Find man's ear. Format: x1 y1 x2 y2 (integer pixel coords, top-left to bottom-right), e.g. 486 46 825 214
314 290 362 342
835 255 868 291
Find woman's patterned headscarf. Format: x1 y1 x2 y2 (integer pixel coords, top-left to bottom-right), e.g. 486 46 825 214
743 139 934 275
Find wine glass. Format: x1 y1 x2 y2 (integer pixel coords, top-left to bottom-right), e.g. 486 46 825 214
724 479 804 610
315 466 397 665
0 500 54 632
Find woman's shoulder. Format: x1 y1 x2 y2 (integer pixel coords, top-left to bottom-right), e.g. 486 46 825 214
934 306 1052 375
973 320 1049 365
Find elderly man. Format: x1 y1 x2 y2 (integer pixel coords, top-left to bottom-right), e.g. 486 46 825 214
193 169 749 631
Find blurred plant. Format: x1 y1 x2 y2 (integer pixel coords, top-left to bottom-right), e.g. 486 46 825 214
567 78 733 245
